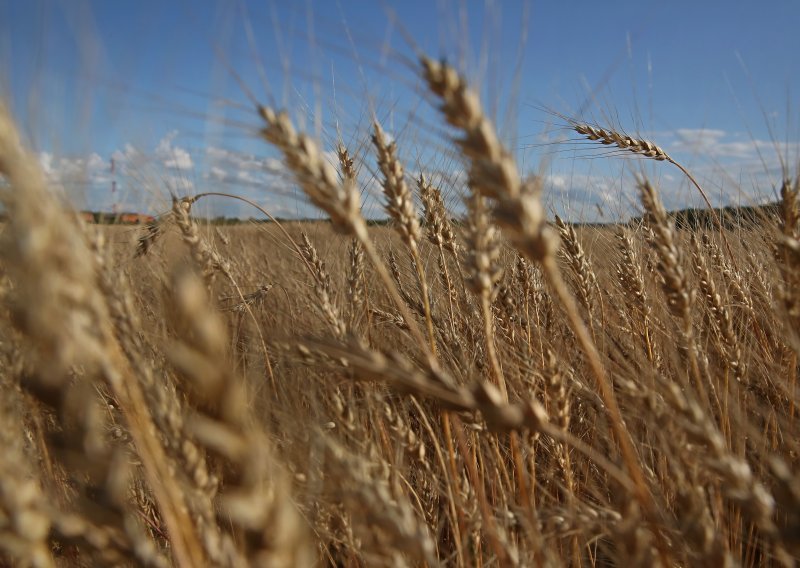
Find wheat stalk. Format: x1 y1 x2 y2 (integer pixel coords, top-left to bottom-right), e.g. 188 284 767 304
420 57 659 538
258 105 434 360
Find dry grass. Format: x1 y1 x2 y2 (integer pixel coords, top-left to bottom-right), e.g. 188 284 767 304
0 49 799 568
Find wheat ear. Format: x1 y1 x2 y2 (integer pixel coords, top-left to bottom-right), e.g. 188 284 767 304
420 58 659 538
372 122 437 353
572 121 739 268
555 215 598 329
258 106 434 360
615 229 654 361
463 192 507 397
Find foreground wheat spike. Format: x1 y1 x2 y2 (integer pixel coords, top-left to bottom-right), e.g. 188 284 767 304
691 234 746 386
97 239 239 565
300 232 347 338
638 180 707 403
172 196 232 287
371 121 422 252
555 215 598 326
169 269 314 567
303 338 548 430
372 121 437 352
420 57 557 263
303 338 635 490
0 381 54 567
463 192 507 396
701 232 757 326
777 177 800 336
615 228 654 361
660 379 790 563
419 174 460 334
258 104 434 358
338 147 368 332
259 106 364 239
420 57 661 542
418 173 459 253
171 194 276 386
638 180 694 338
0 103 203 567
346 238 367 331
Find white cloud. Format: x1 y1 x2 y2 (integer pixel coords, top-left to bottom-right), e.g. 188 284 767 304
87 153 104 170
111 143 140 167
670 128 800 161
264 157 284 172
164 146 193 170
37 151 109 188
546 174 568 190
209 166 227 180
674 128 727 146
207 145 277 172
39 152 53 176
156 130 193 171
237 170 256 183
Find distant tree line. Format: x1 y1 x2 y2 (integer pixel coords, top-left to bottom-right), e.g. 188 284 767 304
628 202 780 231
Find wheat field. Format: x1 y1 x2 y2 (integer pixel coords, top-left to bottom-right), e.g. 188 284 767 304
0 45 799 568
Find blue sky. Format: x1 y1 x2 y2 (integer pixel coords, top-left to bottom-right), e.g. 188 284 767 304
2 1 798 221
